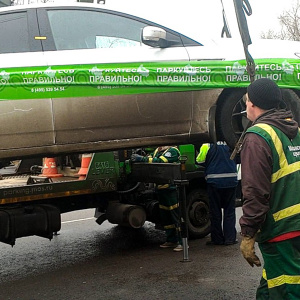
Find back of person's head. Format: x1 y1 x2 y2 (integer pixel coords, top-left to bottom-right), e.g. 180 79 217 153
247 78 284 110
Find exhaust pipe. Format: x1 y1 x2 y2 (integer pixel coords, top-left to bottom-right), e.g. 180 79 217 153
106 202 146 228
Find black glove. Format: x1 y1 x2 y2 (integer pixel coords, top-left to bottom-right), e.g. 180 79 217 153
131 154 144 162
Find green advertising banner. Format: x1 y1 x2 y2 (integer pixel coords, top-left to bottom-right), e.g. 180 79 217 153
0 58 299 100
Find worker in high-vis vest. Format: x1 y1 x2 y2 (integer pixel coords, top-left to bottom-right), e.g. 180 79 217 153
196 141 238 246
131 146 183 252
240 78 300 299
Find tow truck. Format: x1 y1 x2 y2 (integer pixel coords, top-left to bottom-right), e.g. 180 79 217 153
0 145 210 246
0 0 299 246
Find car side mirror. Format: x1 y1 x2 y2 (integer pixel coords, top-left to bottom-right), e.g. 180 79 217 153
142 26 169 48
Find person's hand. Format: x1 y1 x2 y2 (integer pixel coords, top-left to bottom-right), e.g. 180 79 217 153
240 235 261 267
131 154 144 162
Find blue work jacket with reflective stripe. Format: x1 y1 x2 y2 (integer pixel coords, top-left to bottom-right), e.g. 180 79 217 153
197 142 238 188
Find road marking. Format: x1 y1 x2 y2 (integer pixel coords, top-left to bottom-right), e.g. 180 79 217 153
62 217 94 224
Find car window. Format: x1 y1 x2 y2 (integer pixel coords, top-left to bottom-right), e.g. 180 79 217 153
95 36 139 48
46 9 183 50
0 12 30 53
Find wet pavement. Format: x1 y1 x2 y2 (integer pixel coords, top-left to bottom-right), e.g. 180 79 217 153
0 208 262 300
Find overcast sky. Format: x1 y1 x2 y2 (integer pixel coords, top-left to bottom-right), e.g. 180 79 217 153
101 0 298 41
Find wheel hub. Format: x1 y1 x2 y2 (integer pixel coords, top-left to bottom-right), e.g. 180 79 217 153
189 201 209 227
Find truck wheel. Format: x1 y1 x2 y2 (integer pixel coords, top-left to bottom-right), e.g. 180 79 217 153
216 88 300 150
186 188 210 239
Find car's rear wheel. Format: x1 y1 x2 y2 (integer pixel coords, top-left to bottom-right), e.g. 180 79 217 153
215 88 300 150
281 89 300 122
215 88 247 149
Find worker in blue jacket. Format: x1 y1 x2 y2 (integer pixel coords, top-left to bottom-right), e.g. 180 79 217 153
196 141 238 245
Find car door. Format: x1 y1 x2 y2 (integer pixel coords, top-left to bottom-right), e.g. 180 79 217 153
0 8 54 159
35 6 198 149
38 6 219 151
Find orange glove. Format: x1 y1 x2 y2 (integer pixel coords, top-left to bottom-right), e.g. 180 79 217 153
240 235 261 267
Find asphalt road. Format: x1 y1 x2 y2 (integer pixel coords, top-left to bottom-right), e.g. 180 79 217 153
0 207 262 300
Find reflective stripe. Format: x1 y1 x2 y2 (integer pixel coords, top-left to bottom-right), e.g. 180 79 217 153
159 203 179 210
206 173 237 179
164 224 176 229
267 275 300 289
255 124 300 222
273 203 300 221
254 124 300 222
254 124 296 183
263 268 300 288
272 161 300 183
153 147 179 163
157 184 170 189
262 268 267 280
159 155 168 163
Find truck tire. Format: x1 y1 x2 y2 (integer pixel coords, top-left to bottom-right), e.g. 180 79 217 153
216 88 300 150
186 188 210 239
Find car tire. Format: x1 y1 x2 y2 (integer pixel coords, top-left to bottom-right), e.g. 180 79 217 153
215 88 300 150
215 88 247 150
281 89 300 123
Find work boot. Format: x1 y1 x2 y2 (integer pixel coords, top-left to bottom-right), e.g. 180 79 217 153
160 242 178 248
206 240 224 246
224 240 238 246
173 244 190 252
173 244 183 252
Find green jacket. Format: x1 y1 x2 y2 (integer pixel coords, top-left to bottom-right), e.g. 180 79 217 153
143 146 180 189
247 123 300 242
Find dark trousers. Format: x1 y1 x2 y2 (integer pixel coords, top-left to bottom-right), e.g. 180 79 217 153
158 189 182 244
207 184 236 244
